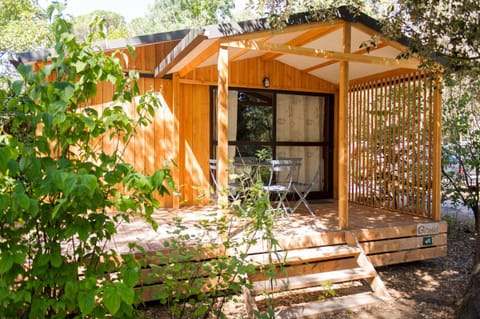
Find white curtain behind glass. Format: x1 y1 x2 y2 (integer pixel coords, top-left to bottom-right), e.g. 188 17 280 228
276 94 326 191
227 90 238 159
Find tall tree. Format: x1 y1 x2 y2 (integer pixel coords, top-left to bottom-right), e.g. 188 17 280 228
71 10 129 41
0 0 52 52
130 0 235 34
384 2 480 316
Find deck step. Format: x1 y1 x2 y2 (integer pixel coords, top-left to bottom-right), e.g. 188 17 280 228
275 291 384 318
253 267 376 294
247 245 361 266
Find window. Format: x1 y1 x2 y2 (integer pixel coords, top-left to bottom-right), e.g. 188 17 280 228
211 88 333 198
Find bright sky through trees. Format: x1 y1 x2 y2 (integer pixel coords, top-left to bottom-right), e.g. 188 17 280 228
40 0 155 21
40 0 247 22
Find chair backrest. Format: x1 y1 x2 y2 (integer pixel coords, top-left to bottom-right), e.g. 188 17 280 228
209 159 219 188
267 159 296 188
279 157 302 182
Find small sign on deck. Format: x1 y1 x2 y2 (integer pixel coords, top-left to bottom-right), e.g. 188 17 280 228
422 236 433 245
416 222 440 236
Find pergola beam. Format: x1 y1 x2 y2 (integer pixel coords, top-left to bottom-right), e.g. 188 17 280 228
178 40 219 77
221 39 419 69
302 42 390 73
261 24 343 61
230 36 273 62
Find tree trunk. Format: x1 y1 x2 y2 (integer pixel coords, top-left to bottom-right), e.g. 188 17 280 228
456 205 480 318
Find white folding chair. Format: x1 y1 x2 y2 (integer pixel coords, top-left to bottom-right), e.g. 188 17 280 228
208 159 241 201
263 159 296 214
291 168 320 216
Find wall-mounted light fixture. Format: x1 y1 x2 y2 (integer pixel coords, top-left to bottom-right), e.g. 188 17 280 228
262 76 270 88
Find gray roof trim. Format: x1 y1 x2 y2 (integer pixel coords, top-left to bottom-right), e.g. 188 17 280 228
96 29 190 50
200 6 387 40
18 29 190 64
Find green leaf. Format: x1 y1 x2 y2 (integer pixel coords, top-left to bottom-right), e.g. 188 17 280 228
37 254 50 267
117 284 134 304
0 146 17 173
12 80 24 95
75 61 88 73
0 253 14 274
12 187 30 210
79 174 98 196
152 169 165 186
29 199 39 217
0 195 9 211
78 291 96 315
122 267 139 287
49 100 67 113
50 251 63 268
103 286 121 315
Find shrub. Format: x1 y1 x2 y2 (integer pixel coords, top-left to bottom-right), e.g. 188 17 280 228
0 7 173 318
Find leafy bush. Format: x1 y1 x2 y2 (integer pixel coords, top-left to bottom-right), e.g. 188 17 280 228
0 6 173 318
139 176 282 318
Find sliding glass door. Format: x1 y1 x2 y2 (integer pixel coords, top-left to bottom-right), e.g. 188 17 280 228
211 88 333 198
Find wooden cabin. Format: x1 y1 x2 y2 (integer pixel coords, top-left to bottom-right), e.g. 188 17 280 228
20 6 446 311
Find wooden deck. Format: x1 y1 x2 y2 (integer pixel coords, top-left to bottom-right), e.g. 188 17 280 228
110 199 447 309
111 199 447 267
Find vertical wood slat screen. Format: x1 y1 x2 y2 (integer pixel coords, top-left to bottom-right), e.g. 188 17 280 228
349 72 434 217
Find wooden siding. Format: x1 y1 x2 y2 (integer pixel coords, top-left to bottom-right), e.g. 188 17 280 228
183 58 338 93
75 49 340 207
348 71 436 218
115 41 180 74
179 84 211 205
87 78 180 207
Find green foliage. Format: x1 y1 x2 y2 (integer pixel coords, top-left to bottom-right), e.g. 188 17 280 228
442 214 476 239
0 0 53 52
72 10 129 42
134 0 235 33
382 0 480 74
441 77 480 231
139 175 282 318
317 281 337 300
0 5 173 318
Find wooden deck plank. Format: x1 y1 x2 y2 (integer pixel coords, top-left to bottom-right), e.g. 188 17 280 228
247 245 360 266
275 291 384 318
253 267 375 294
353 222 447 242
368 245 447 267
248 258 358 282
360 233 447 254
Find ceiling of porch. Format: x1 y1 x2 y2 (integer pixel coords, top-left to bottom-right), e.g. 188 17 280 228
158 10 419 85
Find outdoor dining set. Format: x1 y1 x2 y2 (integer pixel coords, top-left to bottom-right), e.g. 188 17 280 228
209 157 320 216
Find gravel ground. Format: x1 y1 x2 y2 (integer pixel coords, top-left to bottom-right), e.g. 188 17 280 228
324 221 476 319
140 209 477 319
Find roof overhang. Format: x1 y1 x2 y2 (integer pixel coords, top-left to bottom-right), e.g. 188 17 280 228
155 6 421 83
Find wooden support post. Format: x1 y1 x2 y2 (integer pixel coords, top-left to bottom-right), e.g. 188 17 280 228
338 23 351 230
217 46 229 204
432 74 443 220
172 73 181 208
